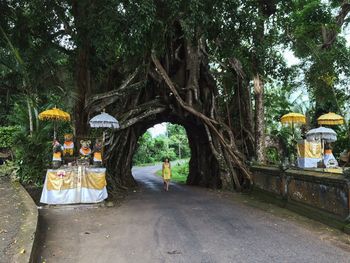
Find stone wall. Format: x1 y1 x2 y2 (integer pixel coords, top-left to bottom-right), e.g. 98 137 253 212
251 166 350 232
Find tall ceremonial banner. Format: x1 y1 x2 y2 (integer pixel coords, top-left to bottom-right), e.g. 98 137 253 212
40 167 108 204
297 140 322 168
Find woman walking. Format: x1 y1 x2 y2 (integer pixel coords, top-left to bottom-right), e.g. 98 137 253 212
162 158 171 191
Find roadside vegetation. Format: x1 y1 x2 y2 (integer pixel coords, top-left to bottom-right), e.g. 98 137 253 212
133 123 190 182
133 123 190 166
156 161 189 184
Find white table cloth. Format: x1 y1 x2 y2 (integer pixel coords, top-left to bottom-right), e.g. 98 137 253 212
40 166 108 204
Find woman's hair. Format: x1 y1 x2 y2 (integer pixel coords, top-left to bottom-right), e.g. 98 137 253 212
163 157 170 162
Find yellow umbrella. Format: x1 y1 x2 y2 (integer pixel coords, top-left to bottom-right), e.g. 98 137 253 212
39 107 71 121
280 113 306 124
281 112 306 141
39 107 71 139
317 112 344 125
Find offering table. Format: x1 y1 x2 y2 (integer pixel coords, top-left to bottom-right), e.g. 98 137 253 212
40 166 108 204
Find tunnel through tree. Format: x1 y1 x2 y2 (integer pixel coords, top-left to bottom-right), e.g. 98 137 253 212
87 21 252 194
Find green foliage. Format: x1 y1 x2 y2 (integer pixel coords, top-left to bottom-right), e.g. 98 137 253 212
14 128 52 185
156 161 189 184
171 161 189 183
288 0 350 122
0 160 19 178
291 1 332 57
0 126 20 148
265 85 293 134
265 148 280 165
329 125 350 157
133 132 178 165
264 84 305 160
6 99 70 185
167 124 190 160
133 131 155 165
133 124 190 165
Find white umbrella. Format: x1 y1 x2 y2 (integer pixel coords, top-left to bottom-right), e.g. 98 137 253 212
89 112 119 129
306 127 337 168
306 127 337 142
89 112 119 164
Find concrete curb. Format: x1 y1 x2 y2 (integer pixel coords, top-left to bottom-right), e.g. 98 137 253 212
10 181 38 263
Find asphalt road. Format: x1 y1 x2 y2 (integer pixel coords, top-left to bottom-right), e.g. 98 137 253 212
35 165 350 263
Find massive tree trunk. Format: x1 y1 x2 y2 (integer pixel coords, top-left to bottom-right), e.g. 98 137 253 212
74 47 90 137
228 58 255 157
185 121 222 188
106 127 139 189
87 22 252 196
236 78 255 157
72 1 92 137
251 0 277 163
253 74 265 163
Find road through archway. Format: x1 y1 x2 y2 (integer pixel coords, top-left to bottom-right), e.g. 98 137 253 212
35 165 350 263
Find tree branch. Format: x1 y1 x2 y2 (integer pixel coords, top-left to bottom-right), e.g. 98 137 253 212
201 43 246 80
119 107 166 129
322 2 350 49
86 69 139 109
151 53 218 125
120 99 163 121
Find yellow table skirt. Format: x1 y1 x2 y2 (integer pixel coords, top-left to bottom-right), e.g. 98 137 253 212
41 166 108 204
82 171 107 190
46 167 107 191
47 170 77 191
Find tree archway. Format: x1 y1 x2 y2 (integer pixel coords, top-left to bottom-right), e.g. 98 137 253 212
87 22 252 195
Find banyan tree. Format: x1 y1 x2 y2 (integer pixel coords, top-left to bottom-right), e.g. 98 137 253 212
86 21 252 193
62 1 282 194
2 0 350 189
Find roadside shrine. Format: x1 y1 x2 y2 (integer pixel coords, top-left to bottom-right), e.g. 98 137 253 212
39 108 118 205
281 112 344 173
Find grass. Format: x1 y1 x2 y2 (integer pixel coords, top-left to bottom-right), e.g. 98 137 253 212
155 160 189 184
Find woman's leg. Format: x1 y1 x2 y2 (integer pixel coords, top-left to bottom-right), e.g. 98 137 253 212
166 179 169 191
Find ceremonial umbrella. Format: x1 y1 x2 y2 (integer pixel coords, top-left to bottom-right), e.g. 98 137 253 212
306 127 337 166
89 112 120 129
38 107 71 140
317 112 344 126
306 127 337 142
89 111 119 152
280 112 306 140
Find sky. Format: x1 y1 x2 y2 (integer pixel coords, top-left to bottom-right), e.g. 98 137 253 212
148 123 167 137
